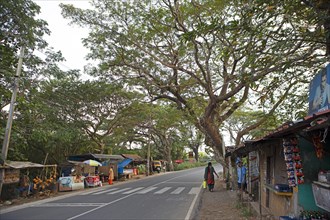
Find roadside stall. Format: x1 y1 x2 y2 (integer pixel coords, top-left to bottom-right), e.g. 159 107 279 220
99 158 134 181
121 154 145 175
117 158 133 180
0 161 57 200
58 161 93 191
230 110 330 219
83 159 102 187
67 153 125 183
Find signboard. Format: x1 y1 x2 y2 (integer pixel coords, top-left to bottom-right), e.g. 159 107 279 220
312 183 330 212
4 169 20 184
308 64 330 116
58 176 73 191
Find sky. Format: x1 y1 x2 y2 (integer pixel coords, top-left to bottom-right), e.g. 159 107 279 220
34 0 91 73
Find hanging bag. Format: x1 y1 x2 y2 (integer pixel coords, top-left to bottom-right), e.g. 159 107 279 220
203 180 207 189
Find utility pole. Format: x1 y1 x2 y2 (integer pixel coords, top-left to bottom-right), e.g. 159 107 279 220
0 46 25 197
146 111 152 176
147 132 150 176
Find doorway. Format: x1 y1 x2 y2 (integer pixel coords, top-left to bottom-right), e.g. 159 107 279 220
266 156 273 208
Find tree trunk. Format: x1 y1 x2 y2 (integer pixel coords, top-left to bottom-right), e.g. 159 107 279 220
199 117 224 157
164 143 174 171
192 147 199 162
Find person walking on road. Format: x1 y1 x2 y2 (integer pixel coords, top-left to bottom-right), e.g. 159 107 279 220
204 162 219 192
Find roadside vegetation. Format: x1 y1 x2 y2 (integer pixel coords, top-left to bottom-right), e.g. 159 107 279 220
1 0 328 170
173 161 208 171
235 200 256 219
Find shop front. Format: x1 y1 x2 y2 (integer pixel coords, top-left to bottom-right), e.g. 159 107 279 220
0 161 57 200
232 110 330 219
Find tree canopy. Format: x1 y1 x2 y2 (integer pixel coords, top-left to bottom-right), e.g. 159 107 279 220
61 0 327 160
2 0 328 166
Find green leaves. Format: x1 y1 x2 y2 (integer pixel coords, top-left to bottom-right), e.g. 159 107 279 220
0 0 49 48
59 0 327 158
3 0 328 165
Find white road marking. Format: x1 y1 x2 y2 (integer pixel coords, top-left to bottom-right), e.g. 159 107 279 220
171 187 185 194
93 188 119 195
80 188 110 195
166 182 201 184
154 187 172 194
136 187 157 194
68 170 203 220
32 203 106 207
185 185 202 220
122 187 145 194
107 188 132 194
188 187 200 194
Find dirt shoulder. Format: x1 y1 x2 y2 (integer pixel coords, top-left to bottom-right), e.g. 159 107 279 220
195 179 255 220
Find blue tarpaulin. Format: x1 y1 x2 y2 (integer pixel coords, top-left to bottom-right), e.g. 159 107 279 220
118 159 132 168
117 158 132 174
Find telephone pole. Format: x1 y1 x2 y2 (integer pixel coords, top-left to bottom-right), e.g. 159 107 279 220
146 110 152 176
147 132 150 176
0 46 25 197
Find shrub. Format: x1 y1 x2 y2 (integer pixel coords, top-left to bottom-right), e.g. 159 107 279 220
173 161 208 171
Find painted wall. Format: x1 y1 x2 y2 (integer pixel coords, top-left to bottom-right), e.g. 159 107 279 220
298 135 330 212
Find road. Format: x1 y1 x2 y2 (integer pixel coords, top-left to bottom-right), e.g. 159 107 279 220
0 164 222 220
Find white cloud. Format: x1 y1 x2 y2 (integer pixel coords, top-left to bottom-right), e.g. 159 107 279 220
34 0 91 73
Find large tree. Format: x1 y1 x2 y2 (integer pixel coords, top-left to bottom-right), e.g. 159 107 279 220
0 0 60 164
61 0 327 161
39 79 142 154
1 0 91 164
0 0 49 110
301 0 330 56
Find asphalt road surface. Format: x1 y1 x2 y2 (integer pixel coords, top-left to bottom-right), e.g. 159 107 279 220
0 164 222 220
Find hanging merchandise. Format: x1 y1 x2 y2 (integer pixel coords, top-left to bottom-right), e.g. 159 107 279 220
283 137 304 187
312 132 325 159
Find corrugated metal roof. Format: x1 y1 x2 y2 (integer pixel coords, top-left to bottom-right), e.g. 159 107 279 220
67 153 124 162
0 161 56 169
93 154 124 160
231 110 330 158
249 110 330 143
121 154 143 161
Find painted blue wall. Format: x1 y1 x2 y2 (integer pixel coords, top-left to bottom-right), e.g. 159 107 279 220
298 135 330 211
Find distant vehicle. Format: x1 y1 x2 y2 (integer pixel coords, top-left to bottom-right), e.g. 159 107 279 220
152 160 162 173
174 159 184 164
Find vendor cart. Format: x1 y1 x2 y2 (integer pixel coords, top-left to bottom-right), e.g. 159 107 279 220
85 175 102 187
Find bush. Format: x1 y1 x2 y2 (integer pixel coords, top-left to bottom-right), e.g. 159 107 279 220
137 164 146 174
173 161 208 171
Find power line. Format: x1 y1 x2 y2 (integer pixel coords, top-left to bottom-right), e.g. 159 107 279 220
34 49 83 72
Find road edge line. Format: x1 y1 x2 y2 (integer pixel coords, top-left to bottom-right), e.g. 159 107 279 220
185 184 202 220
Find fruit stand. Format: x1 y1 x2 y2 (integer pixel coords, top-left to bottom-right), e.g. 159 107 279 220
0 161 57 200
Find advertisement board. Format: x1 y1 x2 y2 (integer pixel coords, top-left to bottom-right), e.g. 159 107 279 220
58 176 73 191
4 169 20 184
308 64 330 116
